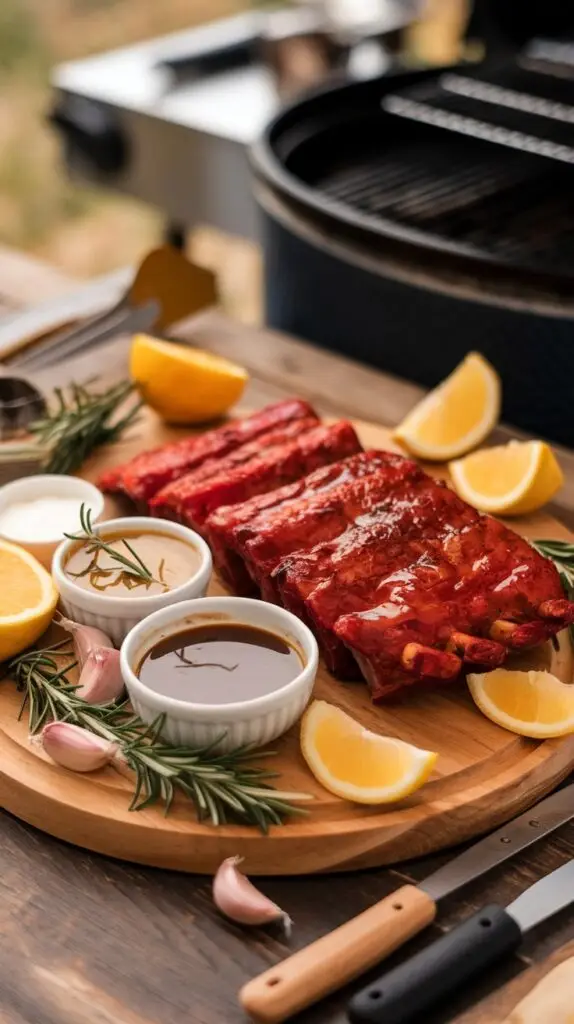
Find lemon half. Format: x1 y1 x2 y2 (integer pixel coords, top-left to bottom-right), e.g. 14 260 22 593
0 539 58 660
130 334 248 424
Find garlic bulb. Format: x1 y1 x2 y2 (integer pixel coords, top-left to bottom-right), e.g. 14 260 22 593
213 856 291 934
41 722 117 772
76 647 124 704
57 614 114 667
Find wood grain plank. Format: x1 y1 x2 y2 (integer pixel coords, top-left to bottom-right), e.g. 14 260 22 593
1 247 574 1021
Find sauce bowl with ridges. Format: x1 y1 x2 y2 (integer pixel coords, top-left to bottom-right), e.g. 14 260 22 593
120 597 319 751
0 474 105 569
52 517 212 646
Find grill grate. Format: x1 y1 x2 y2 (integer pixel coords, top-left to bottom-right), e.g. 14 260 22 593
383 54 574 165
317 129 574 276
294 55 574 280
383 86 574 166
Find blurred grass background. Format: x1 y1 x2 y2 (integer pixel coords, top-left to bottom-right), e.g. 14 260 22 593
0 0 462 320
0 0 263 319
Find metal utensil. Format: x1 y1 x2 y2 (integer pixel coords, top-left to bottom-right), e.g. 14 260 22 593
4 246 217 371
348 858 574 1023
0 377 46 439
240 782 574 1023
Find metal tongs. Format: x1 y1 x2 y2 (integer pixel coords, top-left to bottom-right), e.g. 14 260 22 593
0 246 217 372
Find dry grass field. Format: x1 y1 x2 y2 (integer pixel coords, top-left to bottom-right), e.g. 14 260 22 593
0 0 262 319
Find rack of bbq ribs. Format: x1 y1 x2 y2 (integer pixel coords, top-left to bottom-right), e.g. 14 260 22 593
100 400 574 699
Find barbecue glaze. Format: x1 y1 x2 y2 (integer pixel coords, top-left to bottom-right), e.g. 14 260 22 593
136 622 303 704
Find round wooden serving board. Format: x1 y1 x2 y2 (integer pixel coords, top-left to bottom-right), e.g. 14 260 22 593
1 411 574 876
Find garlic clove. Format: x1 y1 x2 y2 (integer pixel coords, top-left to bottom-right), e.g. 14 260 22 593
57 614 114 667
213 856 291 935
41 721 117 772
75 647 124 705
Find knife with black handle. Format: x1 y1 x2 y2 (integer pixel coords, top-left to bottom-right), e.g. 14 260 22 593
347 859 574 1024
240 782 574 1023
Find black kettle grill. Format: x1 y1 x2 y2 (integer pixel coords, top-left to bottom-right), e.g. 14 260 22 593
252 2 574 446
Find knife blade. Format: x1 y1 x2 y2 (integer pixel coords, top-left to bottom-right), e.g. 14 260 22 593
348 859 574 1024
239 782 574 1023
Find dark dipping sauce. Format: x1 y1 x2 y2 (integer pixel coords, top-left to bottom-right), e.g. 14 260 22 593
137 622 303 704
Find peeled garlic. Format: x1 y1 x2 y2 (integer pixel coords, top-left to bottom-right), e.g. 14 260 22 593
41 722 117 772
76 647 124 705
213 856 291 935
57 614 114 667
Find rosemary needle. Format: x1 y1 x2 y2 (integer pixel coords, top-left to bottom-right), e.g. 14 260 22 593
8 642 311 831
30 379 141 476
64 504 165 591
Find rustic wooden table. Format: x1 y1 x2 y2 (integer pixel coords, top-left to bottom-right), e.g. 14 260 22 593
0 246 573 1024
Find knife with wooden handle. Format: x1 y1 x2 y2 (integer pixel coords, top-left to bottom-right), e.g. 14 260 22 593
241 886 434 1023
239 781 574 1023
348 859 574 1023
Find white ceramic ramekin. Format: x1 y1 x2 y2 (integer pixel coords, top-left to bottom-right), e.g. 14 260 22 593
120 596 319 751
52 516 212 646
0 474 105 568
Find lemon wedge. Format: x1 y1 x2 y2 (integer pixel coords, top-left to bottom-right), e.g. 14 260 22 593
300 700 438 804
393 352 501 461
449 440 563 515
0 539 58 660
130 334 248 424
468 668 574 738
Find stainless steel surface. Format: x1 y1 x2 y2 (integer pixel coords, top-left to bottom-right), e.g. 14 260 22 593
421 783 574 902
508 858 574 933
443 72 574 124
50 7 411 237
384 93 574 166
51 13 279 241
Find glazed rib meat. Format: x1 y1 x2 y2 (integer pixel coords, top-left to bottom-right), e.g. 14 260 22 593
272 471 574 688
150 415 319 521
334 515 574 699
152 420 362 532
273 480 480 677
206 450 420 594
100 396 574 702
98 398 318 504
243 453 425 601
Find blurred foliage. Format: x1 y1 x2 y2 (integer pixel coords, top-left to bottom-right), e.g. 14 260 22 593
0 0 247 275
0 0 47 78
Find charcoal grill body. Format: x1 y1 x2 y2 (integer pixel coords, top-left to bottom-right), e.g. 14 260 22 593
253 71 574 446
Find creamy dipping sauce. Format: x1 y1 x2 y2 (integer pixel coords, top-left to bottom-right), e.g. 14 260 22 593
65 530 200 596
0 497 85 541
137 622 303 704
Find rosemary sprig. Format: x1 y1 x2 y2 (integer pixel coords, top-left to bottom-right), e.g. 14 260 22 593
30 378 141 475
8 643 310 831
64 504 163 590
532 539 574 643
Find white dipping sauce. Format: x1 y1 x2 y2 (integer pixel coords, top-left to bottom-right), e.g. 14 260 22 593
0 497 84 541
